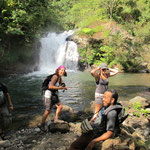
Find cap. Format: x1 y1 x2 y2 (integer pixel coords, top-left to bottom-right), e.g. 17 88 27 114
99 63 108 69
57 65 66 70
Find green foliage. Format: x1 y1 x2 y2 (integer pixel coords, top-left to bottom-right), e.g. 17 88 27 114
1 0 150 72
100 46 114 64
133 112 140 117
133 102 142 110
79 28 95 36
140 109 150 117
69 0 106 28
78 47 95 65
104 33 144 72
66 0 150 72
0 0 56 45
0 0 65 67
77 26 104 36
132 102 150 117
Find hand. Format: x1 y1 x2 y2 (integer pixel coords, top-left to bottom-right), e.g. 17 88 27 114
100 68 104 75
63 86 68 90
9 105 13 111
86 141 95 150
97 67 100 70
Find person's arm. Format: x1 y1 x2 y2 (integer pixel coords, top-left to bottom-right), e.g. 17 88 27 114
6 93 13 111
91 67 100 82
48 75 67 90
109 68 119 77
90 67 99 77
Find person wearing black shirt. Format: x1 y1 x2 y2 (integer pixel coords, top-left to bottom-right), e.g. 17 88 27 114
0 82 13 140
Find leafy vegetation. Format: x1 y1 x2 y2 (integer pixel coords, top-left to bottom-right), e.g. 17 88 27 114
0 0 150 72
132 102 150 117
0 0 61 67
67 0 150 71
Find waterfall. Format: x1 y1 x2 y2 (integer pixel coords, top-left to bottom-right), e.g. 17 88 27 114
38 30 79 73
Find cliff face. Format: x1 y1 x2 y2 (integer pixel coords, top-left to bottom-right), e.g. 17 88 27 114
70 21 150 73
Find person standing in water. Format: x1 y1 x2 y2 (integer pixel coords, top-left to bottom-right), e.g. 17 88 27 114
91 63 119 117
39 65 68 131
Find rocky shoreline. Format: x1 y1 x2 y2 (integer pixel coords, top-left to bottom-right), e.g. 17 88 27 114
0 96 150 150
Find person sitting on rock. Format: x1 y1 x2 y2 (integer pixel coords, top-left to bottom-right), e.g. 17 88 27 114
69 89 120 150
0 82 13 140
39 65 68 131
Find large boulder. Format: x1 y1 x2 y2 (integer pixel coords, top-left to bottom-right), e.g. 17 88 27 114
129 96 150 108
94 126 147 150
48 122 70 133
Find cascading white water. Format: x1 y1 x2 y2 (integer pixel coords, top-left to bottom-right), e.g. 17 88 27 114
38 30 79 73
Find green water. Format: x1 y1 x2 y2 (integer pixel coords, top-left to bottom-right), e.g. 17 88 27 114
0 72 150 125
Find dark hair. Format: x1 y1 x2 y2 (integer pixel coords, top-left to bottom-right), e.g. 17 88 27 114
55 69 67 77
107 89 118 104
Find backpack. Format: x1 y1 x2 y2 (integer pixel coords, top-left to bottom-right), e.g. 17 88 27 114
0 90 6 106
41 74 58 93
81 103 128 134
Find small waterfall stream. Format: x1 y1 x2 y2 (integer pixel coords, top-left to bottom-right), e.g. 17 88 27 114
38 30 79 73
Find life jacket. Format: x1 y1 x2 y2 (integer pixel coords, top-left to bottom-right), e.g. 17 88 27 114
41 74 59 94
81 103 128 133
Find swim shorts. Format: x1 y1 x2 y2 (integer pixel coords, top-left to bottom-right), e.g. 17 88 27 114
95 93 104 104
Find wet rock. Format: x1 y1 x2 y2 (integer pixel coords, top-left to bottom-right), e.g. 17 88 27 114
34 127 40 132
48 122 70 133
1 102 150 150
129 96 150 107
94 126 147 150
0 140 11 147
62 105 73 113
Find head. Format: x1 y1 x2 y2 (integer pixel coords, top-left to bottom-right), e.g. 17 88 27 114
99 63 108 74
99 63 108 70
55 65 67 77
103 89 118 107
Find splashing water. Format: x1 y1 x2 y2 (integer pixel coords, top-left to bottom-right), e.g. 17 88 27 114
38 30 79 74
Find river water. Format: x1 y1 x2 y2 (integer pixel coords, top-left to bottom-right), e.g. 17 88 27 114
1 30 150 129
1 72 150 120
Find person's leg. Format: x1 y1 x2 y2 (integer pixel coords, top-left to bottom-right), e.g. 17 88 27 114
94 94 103 114
69 131 95 150
91 94 103 122
42 90 53 124
0 108 4 139
94 104 102 114
0 128 4 139
41 109 51 124
54 102 63 122
0 105 10 140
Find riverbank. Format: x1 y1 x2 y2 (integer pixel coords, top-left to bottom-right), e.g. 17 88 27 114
1 95 150 150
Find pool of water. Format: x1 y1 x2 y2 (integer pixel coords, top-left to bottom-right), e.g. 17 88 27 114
1 72 150 121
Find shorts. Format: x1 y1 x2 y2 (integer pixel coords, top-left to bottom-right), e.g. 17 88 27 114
0 104 12 129
95 93 104 104
44 90 60 110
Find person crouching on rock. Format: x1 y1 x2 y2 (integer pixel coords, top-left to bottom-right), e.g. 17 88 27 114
69 89 120 150
39 65 68 131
